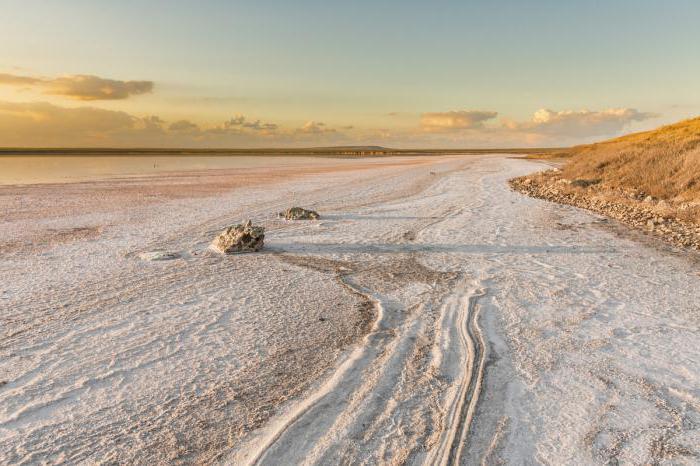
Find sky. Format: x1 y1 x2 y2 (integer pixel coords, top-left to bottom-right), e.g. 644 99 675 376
1 0 699 148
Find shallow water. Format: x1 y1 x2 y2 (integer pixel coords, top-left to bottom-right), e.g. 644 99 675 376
0 155 347 185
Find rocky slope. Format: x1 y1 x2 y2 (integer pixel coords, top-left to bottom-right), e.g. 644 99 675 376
513 117 700 250
510 170 700 250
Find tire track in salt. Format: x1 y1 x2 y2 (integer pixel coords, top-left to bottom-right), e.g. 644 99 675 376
230 278 390 466
229 160 496 465
428 288 487 466
232 281 490 466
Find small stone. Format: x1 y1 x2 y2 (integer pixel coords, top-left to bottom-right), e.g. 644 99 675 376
571 178 601 188
279 207 320 220
139 251 181 261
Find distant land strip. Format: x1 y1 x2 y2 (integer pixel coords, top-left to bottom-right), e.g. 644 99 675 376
0 146 563 157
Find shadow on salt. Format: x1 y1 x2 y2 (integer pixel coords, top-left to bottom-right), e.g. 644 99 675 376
263 242 616 255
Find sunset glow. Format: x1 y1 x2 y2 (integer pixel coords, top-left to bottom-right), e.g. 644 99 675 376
2 0 699 148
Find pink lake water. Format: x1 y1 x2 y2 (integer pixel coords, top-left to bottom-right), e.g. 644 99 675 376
0 155 359 185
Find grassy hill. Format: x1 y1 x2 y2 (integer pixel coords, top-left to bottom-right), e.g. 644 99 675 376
548 117 700 202
511 117 700 249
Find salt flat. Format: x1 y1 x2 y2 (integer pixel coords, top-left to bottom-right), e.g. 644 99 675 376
1 155 698 465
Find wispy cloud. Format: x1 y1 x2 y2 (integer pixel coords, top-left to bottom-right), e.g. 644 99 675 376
296 121 336 134
420 110 498 132
222 115 279 132
0 73 153 100
0 101 136 145
0 101 350 147
0 99 660 148
168 120 201 133
397 107 660 146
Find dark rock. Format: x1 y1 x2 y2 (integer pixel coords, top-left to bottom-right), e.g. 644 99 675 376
571 178 601 188
279 207 320 220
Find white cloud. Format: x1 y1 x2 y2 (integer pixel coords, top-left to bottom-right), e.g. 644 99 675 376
296 121 336 134
421 110 498 132
505 108 658 137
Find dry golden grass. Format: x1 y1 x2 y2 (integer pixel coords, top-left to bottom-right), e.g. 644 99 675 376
556 117 700 202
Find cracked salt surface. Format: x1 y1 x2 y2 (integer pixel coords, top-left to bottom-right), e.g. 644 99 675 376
1 155 699 465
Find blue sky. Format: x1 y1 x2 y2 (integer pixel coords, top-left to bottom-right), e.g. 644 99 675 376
1 0 698 147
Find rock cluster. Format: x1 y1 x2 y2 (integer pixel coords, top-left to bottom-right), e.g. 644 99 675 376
279 207 320 220
211 220 265 254
210 207 322 255
510 172 700 250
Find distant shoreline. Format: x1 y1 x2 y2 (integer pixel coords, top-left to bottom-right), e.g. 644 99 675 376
0 151 446 186
0 147 562 157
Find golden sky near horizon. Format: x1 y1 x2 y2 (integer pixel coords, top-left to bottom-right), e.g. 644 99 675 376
1 1 699 148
